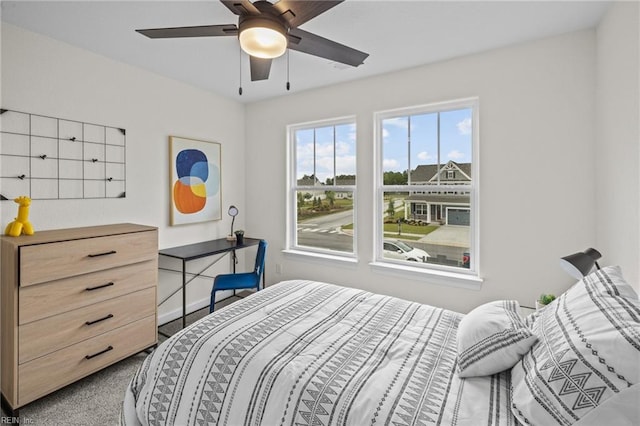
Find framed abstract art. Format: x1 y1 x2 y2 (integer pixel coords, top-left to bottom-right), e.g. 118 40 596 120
169 136 221 225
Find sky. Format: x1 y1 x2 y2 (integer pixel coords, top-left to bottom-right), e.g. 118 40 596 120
294 107 472 183
382 107 472 173
295 123 356 183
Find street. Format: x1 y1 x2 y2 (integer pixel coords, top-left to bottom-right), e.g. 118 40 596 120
296 209 467 267
297 209 353 252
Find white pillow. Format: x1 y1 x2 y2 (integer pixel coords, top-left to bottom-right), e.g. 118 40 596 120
599 265 639 300
574 383 640 426
510 266 640 425
456 300 537 378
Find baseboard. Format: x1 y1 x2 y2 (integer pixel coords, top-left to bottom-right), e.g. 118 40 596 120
157 296 211 326
157 289 255 327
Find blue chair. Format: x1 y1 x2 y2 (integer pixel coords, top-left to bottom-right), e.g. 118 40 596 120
210 240 267 312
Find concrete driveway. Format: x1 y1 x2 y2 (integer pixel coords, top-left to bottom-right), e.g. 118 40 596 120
419 225 469 248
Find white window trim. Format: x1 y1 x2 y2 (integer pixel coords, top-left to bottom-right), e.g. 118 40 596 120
369 260 483 290
373 97 481 283
282 248 358 264
286 115 358 260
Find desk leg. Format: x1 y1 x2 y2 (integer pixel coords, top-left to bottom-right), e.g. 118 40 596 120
182 259 187 329
232 250 237 297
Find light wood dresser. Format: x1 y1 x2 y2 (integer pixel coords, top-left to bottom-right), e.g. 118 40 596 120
1 223 158 416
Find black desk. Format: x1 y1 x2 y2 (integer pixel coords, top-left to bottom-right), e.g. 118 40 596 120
159 237 262 330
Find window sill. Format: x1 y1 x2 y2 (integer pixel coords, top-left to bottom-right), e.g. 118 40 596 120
369 261 483 290
282 249 358 265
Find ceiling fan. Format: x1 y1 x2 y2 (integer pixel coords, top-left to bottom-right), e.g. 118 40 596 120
136 0 369 83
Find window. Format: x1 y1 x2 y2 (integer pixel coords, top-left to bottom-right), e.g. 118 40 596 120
287 117 356 257
374 98 478 276
414 204 428 215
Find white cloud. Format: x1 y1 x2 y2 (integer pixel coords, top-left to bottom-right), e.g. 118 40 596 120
296 141 313 154
417 151 432 161
384 117 408 129
383 158 399 170
336 155 356 175
457 117 472 135
335 141 353 155
447 150 465 160
311 155 356 182
315 142 334 157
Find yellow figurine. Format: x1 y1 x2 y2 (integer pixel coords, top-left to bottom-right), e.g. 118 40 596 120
5 196 35 237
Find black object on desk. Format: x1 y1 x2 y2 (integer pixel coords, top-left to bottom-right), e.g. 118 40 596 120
158 237 263 330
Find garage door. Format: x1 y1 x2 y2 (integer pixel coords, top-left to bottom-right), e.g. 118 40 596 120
447 208 470 226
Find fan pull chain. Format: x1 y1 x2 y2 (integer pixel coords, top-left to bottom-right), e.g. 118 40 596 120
286 50 291 91
238 46 243 96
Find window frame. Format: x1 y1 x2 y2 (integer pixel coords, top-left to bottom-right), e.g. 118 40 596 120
286 116 358 260
372 98 480 282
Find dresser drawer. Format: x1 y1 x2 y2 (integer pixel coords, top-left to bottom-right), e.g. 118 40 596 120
18 315 156 406
19 259 157 325
19 287 156 364
20 229 157 286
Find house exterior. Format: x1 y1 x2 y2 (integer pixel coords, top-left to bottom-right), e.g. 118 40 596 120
405 161 471 225
296 175 355 199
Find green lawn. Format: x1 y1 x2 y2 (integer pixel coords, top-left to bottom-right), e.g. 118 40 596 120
300 195 438 238
297 197 353 221
383 233 422 241
343 222 438 237
383 210 438 235
383 223 439 235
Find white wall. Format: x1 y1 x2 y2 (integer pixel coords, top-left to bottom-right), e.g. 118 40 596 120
595 2 640 288
3 10 637 319
245 30 599 314
0 24 247 321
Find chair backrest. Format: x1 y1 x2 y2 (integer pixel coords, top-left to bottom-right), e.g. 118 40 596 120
254 240 267 278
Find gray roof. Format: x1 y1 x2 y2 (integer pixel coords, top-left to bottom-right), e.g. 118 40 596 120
297 177 318 186
410 161 471 183
297 177 356 186
406 194 470 204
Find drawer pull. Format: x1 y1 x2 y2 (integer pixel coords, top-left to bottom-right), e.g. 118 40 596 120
85 313 114 326
87 250 117 258
85 282 114 291
85 345 114 360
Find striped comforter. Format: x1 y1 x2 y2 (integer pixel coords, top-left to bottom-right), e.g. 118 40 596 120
122 280 517 426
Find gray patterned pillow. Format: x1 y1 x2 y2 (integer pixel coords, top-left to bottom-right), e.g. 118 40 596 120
510 266 640 425
457 300 537 378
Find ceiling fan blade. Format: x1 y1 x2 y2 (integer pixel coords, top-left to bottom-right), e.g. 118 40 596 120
273 1 343 27
220 0 260 16
136 24 238 39
288 28 368 67
250 56 272 81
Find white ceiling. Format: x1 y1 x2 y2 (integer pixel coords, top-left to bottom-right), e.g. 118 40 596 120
1 0 611 103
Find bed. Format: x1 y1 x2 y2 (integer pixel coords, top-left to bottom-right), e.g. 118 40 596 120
121 266 639 426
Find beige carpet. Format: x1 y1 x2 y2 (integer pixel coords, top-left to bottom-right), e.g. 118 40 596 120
5 353 147 426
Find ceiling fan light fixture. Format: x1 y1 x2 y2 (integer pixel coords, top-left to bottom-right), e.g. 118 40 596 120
239 17 287 59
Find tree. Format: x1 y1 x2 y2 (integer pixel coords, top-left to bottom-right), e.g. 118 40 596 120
325 190 336 208
387 199 396 218
326 174 356 185
383 170 408 185
300 174 320 185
